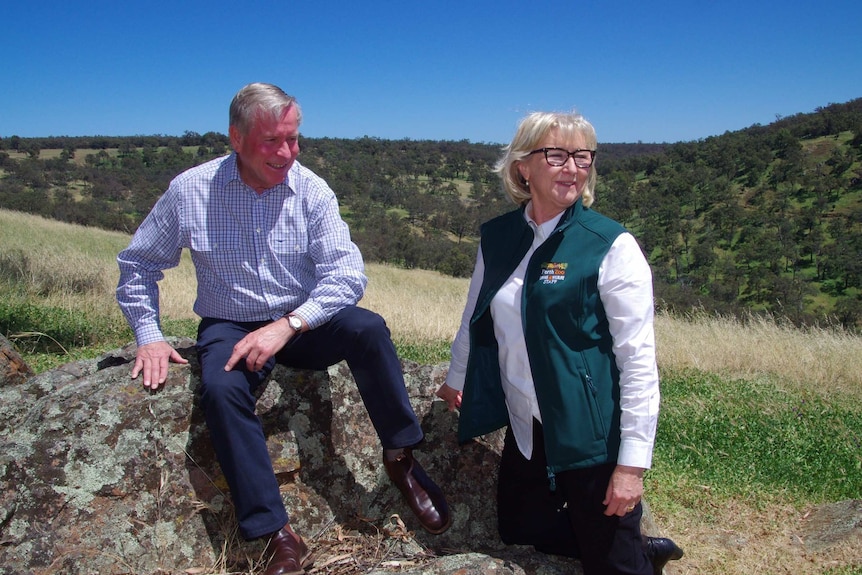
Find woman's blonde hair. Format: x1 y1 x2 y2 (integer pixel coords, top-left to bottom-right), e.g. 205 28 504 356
494 111 598 207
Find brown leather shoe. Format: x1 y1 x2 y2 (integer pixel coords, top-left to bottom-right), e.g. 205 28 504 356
262 525 313 575
383 448 452 534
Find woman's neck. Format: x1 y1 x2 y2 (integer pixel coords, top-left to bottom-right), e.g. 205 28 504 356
526 201 566 226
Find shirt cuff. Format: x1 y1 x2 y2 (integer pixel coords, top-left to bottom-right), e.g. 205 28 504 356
444 368 466 392
292 301 327 330
135 323 165 347
617 438 654 470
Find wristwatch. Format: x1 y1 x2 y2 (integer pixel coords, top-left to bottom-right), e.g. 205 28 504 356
287 314 303 333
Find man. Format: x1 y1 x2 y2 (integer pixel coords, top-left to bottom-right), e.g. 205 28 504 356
117 82 451 575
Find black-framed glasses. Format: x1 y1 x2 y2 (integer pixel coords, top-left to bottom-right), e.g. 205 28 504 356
527 147 596 168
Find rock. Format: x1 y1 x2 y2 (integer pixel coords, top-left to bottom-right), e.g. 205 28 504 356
0 333 35 387
0 338 665 574
799 499 862 552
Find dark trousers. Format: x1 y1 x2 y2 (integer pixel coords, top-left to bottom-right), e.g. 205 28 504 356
497 422 652 575
195 306 424 540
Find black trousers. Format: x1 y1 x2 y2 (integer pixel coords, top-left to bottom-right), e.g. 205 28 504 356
195 306 424 540
497 421 652 575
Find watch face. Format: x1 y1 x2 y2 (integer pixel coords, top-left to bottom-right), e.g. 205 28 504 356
289 316 302 330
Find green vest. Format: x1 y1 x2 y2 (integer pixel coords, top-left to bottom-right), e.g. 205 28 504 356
458 200 627 473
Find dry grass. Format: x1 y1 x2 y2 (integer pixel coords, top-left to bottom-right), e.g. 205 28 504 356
652 312 862 574
655 310 862 401
3 208 862 574
157 258 467 349
652 488 862 575
0 210 126 317
7 207 859 401
360 263 467 344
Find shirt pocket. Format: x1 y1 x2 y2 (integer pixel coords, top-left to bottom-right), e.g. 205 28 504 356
270 231 308 256
191 230 247 272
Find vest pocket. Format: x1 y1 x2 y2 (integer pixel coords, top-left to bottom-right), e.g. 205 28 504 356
582 367 609 441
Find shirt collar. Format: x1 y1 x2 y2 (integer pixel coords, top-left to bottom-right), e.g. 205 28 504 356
224 152 243 184
223 152 295 195
524 201 565 243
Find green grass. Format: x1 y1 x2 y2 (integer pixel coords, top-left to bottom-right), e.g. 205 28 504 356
0 289 130 368
0 286 450 371
392 337 453 364
9 288 859 510
648 368 862 512
3 208 862 572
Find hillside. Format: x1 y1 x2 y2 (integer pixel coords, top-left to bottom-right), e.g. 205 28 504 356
3 207 862 396
1 98 861 329
1 208 862 575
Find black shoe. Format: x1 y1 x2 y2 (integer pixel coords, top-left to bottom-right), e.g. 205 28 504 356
645 537 684 575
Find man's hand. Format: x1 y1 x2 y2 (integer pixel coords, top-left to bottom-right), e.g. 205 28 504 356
603 464 645 516
132 341 189 390
224 317 294 373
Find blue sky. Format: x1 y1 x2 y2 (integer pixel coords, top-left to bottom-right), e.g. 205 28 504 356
2 1 860 144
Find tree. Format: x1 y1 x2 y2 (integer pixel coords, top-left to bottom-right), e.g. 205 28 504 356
443 197 476 242
833 296 862 330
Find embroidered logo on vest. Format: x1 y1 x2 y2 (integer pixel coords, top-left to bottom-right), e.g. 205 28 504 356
539 262 567 284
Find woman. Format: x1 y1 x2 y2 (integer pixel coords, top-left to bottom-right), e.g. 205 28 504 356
437 111 681 574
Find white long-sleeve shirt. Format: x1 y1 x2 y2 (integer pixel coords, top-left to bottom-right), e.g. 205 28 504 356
445 207 660 469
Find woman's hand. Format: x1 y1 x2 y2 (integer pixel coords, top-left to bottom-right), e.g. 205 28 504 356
436 384 462 411
603 464 645 516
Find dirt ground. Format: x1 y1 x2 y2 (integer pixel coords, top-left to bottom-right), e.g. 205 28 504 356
252 499 860 575
659 500 862 575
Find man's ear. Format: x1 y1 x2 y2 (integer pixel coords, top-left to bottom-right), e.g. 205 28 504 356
228 125 241 151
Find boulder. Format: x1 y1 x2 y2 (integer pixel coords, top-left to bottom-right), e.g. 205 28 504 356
0 336 665 574
0 333 35 388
